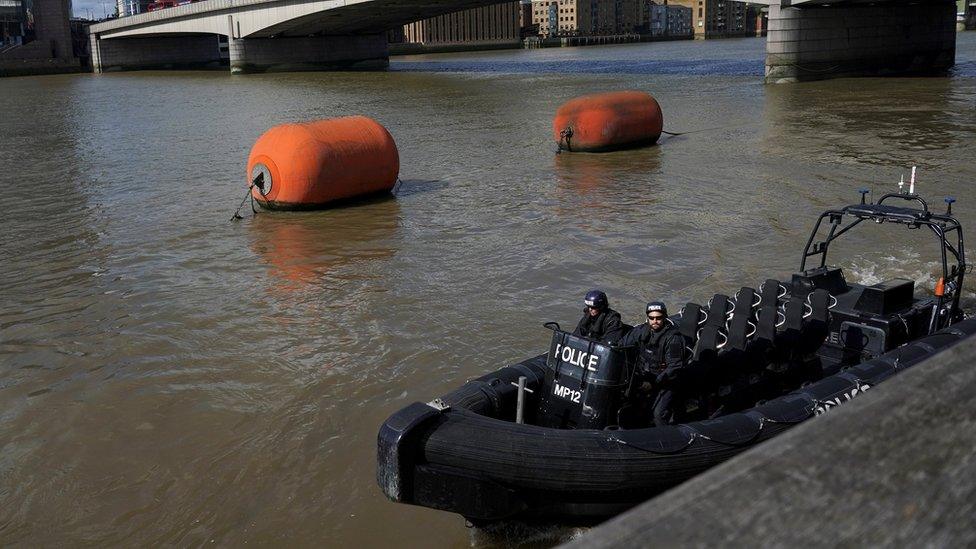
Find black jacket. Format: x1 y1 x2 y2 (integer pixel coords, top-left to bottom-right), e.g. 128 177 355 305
620 323 686 384
573 308 624 345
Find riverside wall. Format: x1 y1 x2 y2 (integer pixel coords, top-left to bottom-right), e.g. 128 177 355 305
569 330 976 547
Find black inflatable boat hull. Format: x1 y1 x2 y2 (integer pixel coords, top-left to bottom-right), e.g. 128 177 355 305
377 319 976 522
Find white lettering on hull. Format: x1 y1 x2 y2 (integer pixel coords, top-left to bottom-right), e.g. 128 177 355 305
814 383 871 416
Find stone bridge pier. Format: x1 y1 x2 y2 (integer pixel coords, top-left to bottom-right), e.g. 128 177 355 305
227 33 388 74
765 2 957 83
90 34 225 72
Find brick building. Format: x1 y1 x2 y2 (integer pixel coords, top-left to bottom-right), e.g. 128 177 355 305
668 0 755 38
0 0 84 75
395 2 521 50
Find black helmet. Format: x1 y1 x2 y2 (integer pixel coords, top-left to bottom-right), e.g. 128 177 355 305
584 290 609 310
646 301 668 317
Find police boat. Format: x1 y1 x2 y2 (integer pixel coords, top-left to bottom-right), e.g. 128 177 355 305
377 188 974 524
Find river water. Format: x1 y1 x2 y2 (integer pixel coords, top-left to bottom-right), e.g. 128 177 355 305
2 35 976 546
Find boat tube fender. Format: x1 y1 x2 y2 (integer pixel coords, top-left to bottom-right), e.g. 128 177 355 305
609 425 696 454
377 402 447 502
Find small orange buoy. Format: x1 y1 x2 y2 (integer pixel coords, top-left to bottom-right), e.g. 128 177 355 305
247 116 399 210
553 91 663 152
935 277 946 297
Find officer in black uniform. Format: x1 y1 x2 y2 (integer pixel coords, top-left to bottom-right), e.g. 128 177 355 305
620 301 687 426
573 289 624 345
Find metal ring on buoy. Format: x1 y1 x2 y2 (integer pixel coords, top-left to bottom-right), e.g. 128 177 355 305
250 163 273 196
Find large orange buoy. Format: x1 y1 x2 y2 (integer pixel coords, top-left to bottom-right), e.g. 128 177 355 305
553 91 663 152
247 116 399 210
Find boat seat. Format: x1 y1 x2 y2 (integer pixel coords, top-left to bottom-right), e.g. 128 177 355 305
759 278 785 310
755 305 779 343
735 286 760 312
726 288 757 352
677 302 703 347
784 295 805 333
704 294 732 330
766 296 806 368
798 288 832 353
808 288 831 324
692 325 721 363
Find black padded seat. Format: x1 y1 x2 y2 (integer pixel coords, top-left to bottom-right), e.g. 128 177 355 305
726 302 752 352
799 288 832 353
704 294 732 330
677 303 703 344
759 279 783 310
784 295 805 333
726 287 757 352
735 287 758 312
678 303 703 339
755 305 778 343
693 325 720 363
808 288 831 324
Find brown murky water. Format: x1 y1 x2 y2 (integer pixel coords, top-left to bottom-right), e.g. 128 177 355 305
2 35 976 546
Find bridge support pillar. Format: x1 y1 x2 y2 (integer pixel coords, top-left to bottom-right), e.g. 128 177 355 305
228 34 388 74
765 2 956 84
90 34 223 73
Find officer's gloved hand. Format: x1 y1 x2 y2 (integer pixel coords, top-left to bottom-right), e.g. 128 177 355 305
655 372 669 387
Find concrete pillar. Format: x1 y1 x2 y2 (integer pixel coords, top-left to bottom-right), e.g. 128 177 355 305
32 0 74 60
228 34 388 74
765 2 956 84
89 35 223 72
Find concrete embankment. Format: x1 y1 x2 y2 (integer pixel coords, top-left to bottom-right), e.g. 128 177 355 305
569 331 976 547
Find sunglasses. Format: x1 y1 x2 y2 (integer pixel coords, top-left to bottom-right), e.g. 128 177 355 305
647 315 665 320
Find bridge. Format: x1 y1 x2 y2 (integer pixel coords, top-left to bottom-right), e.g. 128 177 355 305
87 0 958 82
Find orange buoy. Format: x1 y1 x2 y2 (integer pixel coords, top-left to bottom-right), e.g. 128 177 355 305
247 116 399 210
553 91 663 152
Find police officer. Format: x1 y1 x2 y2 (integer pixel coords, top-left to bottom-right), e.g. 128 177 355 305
620 301 687 426
573 289 624 345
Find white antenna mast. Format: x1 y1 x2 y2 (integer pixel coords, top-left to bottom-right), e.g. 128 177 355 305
909 165 917 195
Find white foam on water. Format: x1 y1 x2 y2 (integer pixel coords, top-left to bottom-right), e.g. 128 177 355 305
846 251 976 303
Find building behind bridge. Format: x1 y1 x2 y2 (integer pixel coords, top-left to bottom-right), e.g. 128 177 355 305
389 2 522 54
527 0 692 38
0 0 89 75
388 0 765 53
668 0 764 38
117 0 151 18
